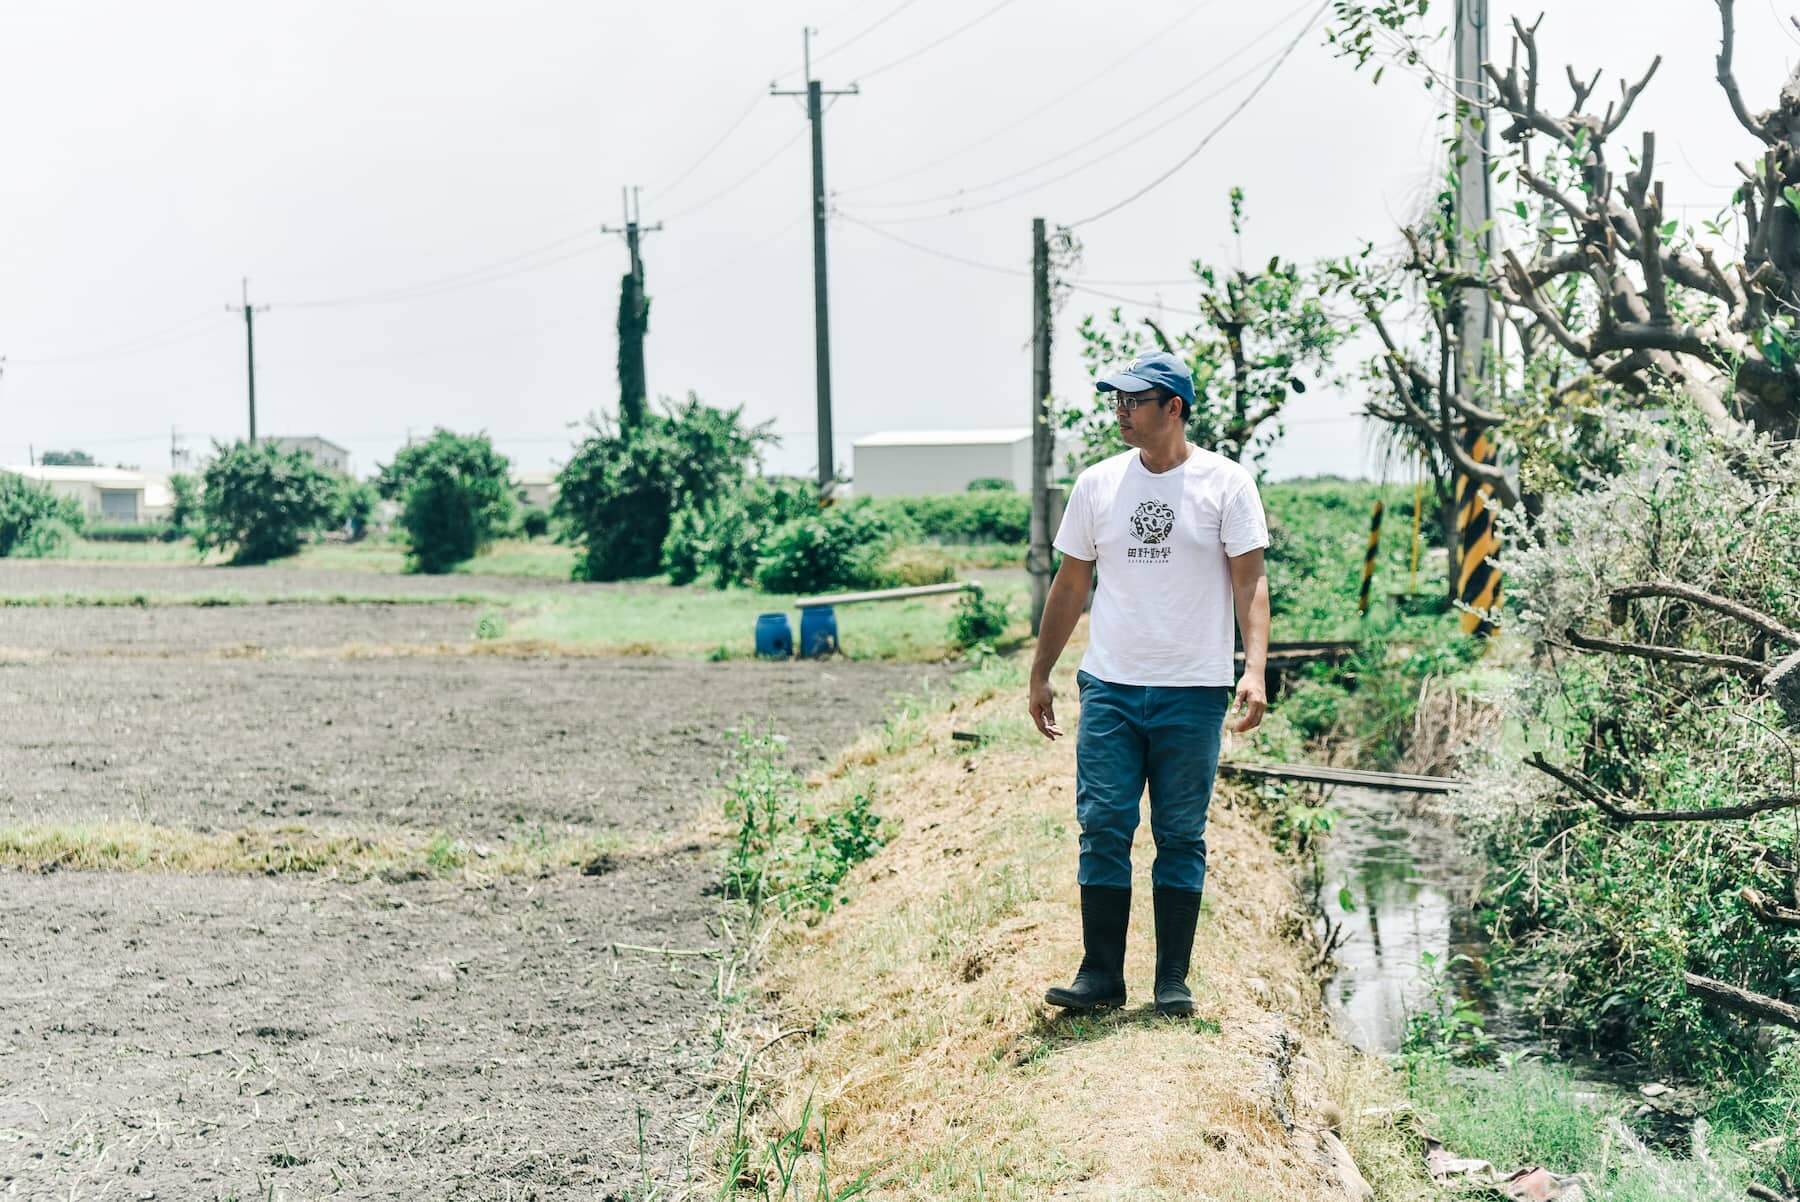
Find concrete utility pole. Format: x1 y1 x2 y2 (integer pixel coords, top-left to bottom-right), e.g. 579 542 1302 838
602 186 661 432
1450 0 1492 591
771 28 858 498
228 278 269 443
1028 217 1055 636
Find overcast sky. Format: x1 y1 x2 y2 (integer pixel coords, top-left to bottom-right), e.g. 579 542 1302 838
1 1 1793 483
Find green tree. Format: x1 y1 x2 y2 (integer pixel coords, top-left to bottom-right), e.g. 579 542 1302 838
0 472 84 556
376 430 513 574
197 440 336 565
329 476 379 542
39 449 96 466
1070 189 1348 471
556 394 773 581
164 472 200 541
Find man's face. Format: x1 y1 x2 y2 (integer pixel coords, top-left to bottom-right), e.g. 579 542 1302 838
1112 386 1182 447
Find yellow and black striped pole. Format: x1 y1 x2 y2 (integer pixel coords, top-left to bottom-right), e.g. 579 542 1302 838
1454 427 1502 635
1359 498 1384 616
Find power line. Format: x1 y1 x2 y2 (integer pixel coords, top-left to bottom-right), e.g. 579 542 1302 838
650 95 766 200
6 311 219 365
846 0 1023 81
1066 0 1329 228
837 0 1218 196
838 211 1029 276
840 3 1320 224
807 0 929 72
665 126 808 221
276 229 607 309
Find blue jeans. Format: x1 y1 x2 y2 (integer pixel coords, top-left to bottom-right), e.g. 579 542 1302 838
1074 669 1231 893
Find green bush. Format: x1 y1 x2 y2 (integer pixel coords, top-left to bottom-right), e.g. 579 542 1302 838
662 476 815 589
948 587 1012 649
164 472 199 542
197 441 336 565
865 492 1029 544
753 500 910 595
330 476 379 542
967 477 1013 492
519 508 550 540
557 395 772 581
377 430 513 574
0 473 83 557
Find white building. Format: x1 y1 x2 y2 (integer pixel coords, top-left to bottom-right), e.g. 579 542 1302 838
4 465 153 523
512 469 559 508
851 428 1076 497
270 436 351 475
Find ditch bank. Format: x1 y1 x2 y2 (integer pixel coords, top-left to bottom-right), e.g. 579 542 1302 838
711 645 1436 1200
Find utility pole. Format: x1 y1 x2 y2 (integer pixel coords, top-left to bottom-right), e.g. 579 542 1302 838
1449 0 1492 597
1028 217 1055 636
771 28 858 498
602 186 661 432
228 278 269 443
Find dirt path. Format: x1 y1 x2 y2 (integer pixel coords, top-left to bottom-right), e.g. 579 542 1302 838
0 599 954 1198
0 559 597 600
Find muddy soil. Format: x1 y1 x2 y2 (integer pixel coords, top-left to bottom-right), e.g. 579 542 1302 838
0 598 955 1198
0 559 595 600
0 601 486 655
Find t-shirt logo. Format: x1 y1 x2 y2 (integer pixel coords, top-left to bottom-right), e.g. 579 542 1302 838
1128 499 1176 545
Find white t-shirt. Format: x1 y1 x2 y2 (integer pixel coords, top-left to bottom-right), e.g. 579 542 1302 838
1052 444 1269 687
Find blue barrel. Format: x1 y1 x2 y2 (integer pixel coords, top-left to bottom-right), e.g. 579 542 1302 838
754 612 793 659
799 605 839 659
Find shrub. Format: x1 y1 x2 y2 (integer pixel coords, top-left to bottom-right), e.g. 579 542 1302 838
0 473 83 557
967 477 1013 492
663 476 817 589
82 522 162 542
330 476 379 542
557 395 773 581
377 430 514 574
866 492 1029 543
879 544 956 587
754 501 910 595
197 441 336 565
519 507 550 540
949 587 1012 649
164 472 200 541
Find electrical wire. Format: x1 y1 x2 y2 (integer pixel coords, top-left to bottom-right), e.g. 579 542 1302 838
651 95 766 200
847 0 1023 82
837 0 1219 197
1067 0 1330 228
665 126 808 221
838 211 1030 276
277 229 607 309
6 311 221 366
810 0 929 71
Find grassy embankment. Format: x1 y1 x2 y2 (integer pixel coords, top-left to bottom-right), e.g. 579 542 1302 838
706 647 1436 1200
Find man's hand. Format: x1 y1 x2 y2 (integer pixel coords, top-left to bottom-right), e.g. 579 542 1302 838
1029 676 1064 740
1227 669 1266 733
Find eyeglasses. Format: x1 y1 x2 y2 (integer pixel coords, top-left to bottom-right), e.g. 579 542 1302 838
1111 392 1167 412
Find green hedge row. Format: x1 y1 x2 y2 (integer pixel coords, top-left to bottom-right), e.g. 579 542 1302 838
864 492 1029 544
83 522 167 542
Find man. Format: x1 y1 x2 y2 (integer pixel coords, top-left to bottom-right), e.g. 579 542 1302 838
1028 349 1271 1017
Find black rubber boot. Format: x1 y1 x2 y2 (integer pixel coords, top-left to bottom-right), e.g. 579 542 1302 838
1153 887 1203 1016
1045 885 1130 1011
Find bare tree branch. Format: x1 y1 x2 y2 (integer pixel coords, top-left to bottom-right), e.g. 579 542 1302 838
1526 753 1800 823
1562 627 1770 676
1716 0 1774 143
1686 971 1800 1029
1608 581 1800 644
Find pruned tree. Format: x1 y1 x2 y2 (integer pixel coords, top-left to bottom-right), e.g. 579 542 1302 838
1070 189 1348 471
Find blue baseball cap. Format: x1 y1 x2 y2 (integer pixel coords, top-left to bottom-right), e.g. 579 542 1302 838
1095 350 1195 410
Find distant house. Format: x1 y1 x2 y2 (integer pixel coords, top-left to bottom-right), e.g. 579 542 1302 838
851 428 1077 497
4 464 152 523
270 436 351 475
512 469 559 509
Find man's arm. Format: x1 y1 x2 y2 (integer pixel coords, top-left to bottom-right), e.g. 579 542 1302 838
1227 547 1270 733
1028 553 1095 740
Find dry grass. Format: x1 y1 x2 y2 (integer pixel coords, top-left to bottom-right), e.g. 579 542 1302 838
725 648 1441 1200
0 820 626 879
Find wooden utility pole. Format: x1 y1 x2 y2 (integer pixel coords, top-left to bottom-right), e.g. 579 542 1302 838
602 186 661 432
228 278 269 443
1028 217 1055 635
771 28 858 498
1449 0 1492 597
